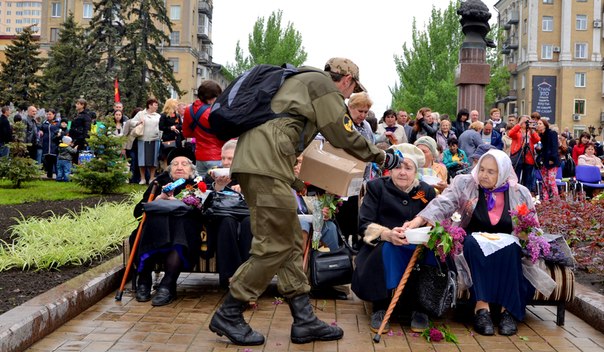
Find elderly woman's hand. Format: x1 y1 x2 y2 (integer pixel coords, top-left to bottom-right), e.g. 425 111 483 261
383 227 409 246
434 180 448 193
155 191 176 201
401 216 427 232
213 175 231 191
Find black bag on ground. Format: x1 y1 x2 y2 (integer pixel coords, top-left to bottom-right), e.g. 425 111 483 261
208 63 319 141
410 260 457 318
309 222 355 288
202 188 250 221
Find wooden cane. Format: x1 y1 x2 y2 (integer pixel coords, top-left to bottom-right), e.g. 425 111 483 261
115 182 158 301
302 230 312 272
373 245 424 342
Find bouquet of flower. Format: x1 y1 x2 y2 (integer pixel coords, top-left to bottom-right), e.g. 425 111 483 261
509 203 550 264
317 192 344 219
426 217 467 263
178 176 208 210
310 193 344 249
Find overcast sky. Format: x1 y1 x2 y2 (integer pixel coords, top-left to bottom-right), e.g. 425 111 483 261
211 0 498 116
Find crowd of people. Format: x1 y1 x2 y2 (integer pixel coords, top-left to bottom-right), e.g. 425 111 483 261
1 56 602 347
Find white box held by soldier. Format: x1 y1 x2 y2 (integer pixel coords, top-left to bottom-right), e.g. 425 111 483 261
298 140 366 197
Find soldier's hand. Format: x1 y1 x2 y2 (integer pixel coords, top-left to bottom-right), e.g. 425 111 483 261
383 149 403 170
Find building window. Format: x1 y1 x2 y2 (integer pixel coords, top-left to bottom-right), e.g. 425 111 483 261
168 58 179 73
50 28 59 43
576 15 587 30
521 74 525 90
5 18 9 24
575 43 587 58
574 99 586 115
51 2 60 17
542 45 553 59
575 72 586 87
168 86 179 99
542 16 553 31
170 5 180 20
83 3 93 19
169 31 180 45
543 0 553 3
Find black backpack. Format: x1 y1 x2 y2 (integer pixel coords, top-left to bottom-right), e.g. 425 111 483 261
209 63 316 141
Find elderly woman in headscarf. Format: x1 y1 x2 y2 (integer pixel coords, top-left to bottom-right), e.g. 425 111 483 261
351 143 437 335
414 136 448 192
403 150 535 337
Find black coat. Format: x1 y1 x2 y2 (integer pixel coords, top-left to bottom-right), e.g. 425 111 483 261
352 177 436 302
538 128 560 169
69 110 92 144
452 120 470 136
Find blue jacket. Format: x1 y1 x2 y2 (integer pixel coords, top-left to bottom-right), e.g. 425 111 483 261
40 120 60 155
443 149 469 169
481 129 504 150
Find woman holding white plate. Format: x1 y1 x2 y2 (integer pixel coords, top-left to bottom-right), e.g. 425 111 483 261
351 143 437 334
403 150 535 337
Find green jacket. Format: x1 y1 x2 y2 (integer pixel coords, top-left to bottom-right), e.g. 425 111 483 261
231 69 385 188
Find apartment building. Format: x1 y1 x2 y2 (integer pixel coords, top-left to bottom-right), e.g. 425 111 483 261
0 0 42 35
38 0 226 104
495 0 604 139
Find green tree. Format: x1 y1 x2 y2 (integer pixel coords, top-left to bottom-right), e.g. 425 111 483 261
83 0 127 114
71 115 130 193
0 121 42 188
119 0 181 110
0 26 45 110
391 1 462 117
485 25 511 109
227 10 307 77
40 13 89 119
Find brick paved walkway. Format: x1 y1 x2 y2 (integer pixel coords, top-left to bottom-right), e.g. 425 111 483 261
26 273 604 352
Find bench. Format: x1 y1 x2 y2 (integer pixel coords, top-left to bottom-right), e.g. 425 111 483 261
456 262 574 326
123 229 574 326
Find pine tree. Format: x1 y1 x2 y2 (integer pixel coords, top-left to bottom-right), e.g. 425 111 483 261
120 0 182 110
0 121 42 188
71 115 130 193
40 13 88 119
0 26 45 110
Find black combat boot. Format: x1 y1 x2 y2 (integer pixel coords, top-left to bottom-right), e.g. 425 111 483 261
209 292 265 346
288 294 344 344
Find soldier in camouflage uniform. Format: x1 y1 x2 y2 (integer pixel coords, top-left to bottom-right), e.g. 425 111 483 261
209 58 403 346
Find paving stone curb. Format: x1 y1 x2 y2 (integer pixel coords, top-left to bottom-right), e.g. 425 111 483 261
0 256 124 352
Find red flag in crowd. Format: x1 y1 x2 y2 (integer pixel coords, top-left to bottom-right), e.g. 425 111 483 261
114 78 120 103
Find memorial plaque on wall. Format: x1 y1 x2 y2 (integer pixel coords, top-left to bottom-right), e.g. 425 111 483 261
531 76 557 123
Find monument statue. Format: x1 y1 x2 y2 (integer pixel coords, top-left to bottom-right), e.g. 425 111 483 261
457 0 496 48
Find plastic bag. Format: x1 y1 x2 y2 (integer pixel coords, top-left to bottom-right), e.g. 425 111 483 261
521 258 557 297
453 252 473 291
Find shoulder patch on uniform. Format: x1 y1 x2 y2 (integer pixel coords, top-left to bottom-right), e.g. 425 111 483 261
343 114 353 132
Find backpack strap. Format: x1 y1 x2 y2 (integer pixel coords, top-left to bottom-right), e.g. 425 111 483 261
188 104 212 133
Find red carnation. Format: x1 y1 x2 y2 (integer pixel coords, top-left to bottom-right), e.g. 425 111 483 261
198 181 207 193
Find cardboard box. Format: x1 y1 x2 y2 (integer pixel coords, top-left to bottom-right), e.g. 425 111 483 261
299 140 367 197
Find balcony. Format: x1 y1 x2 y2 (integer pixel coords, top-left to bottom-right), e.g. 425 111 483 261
198 51 209 64
504 37 519 50
503 23 512 30
197 25 212 43
507 11 519 25
507 63 517 75
198 0 212 17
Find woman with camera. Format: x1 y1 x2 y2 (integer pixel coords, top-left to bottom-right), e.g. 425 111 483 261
508 115 540 192
535 117 560 200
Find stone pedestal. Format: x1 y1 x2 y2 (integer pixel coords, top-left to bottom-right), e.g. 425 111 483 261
455 0 493 117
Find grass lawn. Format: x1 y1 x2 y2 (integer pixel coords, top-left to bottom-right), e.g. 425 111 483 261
0 180 142 205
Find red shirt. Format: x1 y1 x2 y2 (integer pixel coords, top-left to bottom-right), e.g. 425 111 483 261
182 100 224 162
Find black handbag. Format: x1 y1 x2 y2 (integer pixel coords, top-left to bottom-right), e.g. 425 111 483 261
202 188 250 220
410 260 457 318
309 222 355 288
562 153 575 178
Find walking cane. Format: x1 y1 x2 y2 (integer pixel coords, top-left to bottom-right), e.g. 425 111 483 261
373 245 424 342
115 182 159 301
